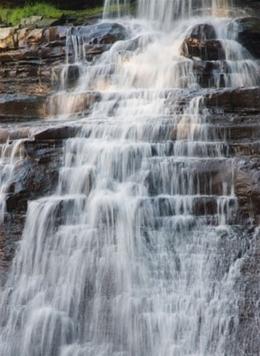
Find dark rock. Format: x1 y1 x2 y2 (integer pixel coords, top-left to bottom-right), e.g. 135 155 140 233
0 95 46 122
81 22 128 42
181 38 225 61
192 60 226 88
188 23 217 40
235 17 260 58
204 87 260 111
50 14 77 27
5 162 58 212
33 125 80 141
0 213 26 285
1 133 63 284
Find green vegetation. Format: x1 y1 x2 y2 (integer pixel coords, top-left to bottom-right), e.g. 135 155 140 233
0 2 105 26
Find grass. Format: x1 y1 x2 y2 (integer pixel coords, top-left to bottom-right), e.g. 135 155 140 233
0 2 105 26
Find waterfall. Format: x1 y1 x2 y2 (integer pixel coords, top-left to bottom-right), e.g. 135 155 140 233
0 0 259 355
0 140 26 223
104 0 234 28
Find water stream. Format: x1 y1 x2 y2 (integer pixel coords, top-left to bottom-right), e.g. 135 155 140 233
0 0 259 355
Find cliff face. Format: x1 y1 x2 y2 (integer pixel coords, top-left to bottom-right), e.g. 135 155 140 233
0 19 129 281
1 7 260 354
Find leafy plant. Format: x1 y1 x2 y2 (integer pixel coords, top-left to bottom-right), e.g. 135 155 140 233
0 2 104 25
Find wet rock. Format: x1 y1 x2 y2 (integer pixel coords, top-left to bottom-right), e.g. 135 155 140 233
0 22 127 98
236 230 260 355
33 125 80 141
233 17 260 59
76 22 129 56
5 159 59 212
204 87 260 111
0 95 46 122
47 92 99 116
80 22 128 43
0 25 70 98
188 23 217 40
0 128 9 143
0 213 26 285
0 131 64 284
181 22 225 84
181 38 225 61
192 60 226 88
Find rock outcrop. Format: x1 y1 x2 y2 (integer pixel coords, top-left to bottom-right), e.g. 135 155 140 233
0 21 128 108
0 19 129 282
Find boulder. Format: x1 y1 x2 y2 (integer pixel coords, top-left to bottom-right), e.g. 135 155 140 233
69 22 128 44
181 38 225 61
192 60 226 88
188 23 217 40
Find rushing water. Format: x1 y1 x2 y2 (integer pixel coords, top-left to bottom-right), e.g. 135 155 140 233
0 139 26 223
1 0 260 355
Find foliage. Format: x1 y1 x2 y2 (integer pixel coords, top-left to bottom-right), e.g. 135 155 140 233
0 2 104 25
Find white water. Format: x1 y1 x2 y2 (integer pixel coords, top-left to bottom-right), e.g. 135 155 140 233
0 139 26 222
0 0 259 355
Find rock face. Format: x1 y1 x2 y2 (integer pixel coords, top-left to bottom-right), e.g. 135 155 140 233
0 19 128 121
0 19 129 283
233 17 260 58
181 23 224 62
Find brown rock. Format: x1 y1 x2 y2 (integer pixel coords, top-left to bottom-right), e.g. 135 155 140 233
26 28 44 45
181 38 226 61
45 26 69 42
0 95 47 122
0 27 15 51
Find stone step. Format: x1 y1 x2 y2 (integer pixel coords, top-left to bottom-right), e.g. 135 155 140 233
136 194 237 218
0 94 46 122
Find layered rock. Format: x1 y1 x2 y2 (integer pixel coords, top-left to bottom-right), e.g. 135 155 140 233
0 21 128 119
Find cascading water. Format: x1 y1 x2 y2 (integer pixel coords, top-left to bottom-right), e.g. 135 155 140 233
1 0 259 355
0 139 26 223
